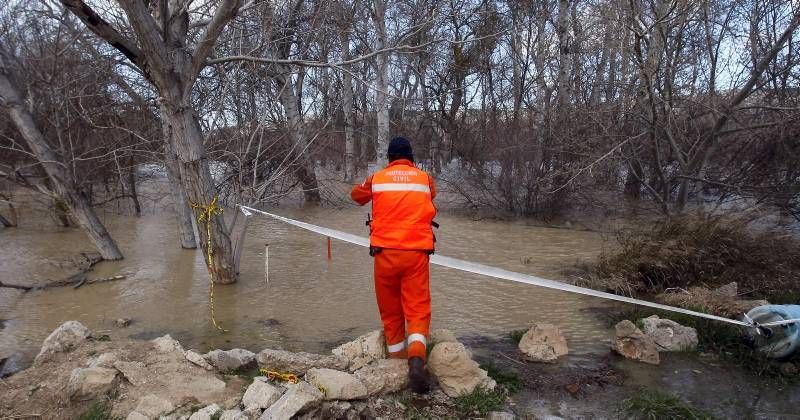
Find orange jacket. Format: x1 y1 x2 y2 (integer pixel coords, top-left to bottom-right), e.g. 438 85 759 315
351 159 437 251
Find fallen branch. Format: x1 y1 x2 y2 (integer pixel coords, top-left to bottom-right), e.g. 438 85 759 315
0 281 30 291
0 252 126 292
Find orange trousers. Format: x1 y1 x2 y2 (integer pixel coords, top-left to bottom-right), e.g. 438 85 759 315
374 249 431 360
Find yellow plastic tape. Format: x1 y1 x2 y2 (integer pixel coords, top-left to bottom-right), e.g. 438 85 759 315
191 196 227 333
260 369 299 384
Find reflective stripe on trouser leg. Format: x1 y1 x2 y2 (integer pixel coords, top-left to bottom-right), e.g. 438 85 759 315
374 250 407 357
387 340 407 359
400 251 431 360
407 333 427 358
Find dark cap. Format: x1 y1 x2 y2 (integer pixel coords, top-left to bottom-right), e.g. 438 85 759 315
387 137 413 160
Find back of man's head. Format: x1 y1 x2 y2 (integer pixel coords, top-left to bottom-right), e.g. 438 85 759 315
387 137 414 162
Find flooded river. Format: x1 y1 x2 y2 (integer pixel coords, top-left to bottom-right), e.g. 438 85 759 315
0 198 614 374
3 193 800 418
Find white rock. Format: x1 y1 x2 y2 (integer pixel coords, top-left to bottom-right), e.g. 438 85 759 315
242 406 262 419
353 359 409 396
135 394 175 418
35 321 91 363
257 349 348 375
517 324 568 363
88 352 118 368
115 318 132 328
186 350 214 370
242 378 284 410
613 320 660 365
428 342 496 397
259 381 323 420
204 348 256 372
219 409 248 420
66 367 120 401
640 315 699 352
486 412 516 420
152 334 184 353
332 330 387 371
126 412 148 420
114 361 149 386
430 329 459 344
305 368 368 400
188 404 221 420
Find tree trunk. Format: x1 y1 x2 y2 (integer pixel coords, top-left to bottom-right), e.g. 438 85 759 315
0 51 123 260
162 115 197 249
340 31 356 182
276 73 321 203
127 154 141 216
54 198 73 227
373 0 390 168
0 208 13 227
165 104 236 283
556 0 573 108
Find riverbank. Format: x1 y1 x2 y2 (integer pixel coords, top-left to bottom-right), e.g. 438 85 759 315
2 316 800 419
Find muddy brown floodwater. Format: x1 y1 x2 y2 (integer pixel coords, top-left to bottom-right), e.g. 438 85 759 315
0 202 613 375
3 199 799 418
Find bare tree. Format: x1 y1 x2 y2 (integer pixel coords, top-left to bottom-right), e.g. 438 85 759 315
0 44 123 259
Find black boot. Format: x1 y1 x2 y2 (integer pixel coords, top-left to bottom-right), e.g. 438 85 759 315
408 356 430 394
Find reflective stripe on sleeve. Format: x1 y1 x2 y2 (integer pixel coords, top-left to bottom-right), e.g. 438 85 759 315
387 340 407 353
407 333 427 347
371 183 431 193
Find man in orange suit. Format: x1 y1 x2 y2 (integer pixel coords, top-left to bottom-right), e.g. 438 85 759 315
351 137 436 394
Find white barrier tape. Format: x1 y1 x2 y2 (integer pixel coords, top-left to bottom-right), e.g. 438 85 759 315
239 205 779 329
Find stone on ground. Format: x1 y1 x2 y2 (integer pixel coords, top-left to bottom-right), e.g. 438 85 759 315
428 342 496 397
486 411 516 420
188 404 221 420
87 352 118 368
640 315 698 351
186 349 214 370
125 412 148 420
259 381 324 420
152 334 184 353
257 349 348 375
613 320 660 365
219 409 248 420
332 330 387 371
114 318 132 328
35 320 91 364
430 329 459 344
66 367 120 401
134 394 174 418
204 348 256 372
305 368 368 400
353 359 409 396
242 377 284 410
113 360 149 386
517 323 568 363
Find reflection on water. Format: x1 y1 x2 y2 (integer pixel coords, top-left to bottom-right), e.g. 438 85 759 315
0 202 613 373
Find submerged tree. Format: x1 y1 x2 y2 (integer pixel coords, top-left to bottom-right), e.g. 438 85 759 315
0 45 124 259
61 0 242 282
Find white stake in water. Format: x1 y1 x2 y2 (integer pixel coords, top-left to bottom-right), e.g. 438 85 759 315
264 243 270 285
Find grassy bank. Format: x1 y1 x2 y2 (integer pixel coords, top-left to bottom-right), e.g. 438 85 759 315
618 389 715 420
581 214 800 302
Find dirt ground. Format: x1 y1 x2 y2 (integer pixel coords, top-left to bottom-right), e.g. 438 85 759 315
0 337 246 419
